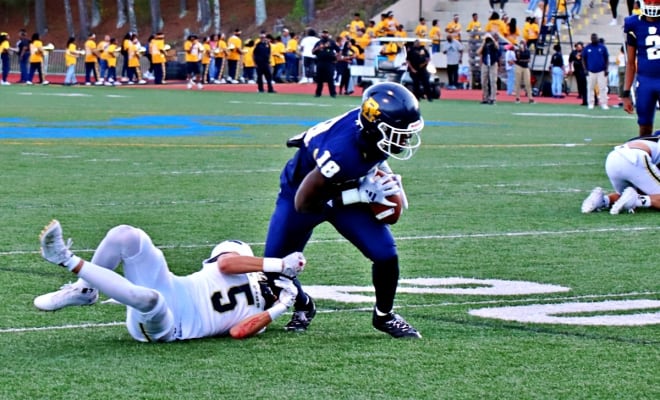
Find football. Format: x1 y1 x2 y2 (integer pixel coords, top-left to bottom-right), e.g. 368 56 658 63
369 170 403 224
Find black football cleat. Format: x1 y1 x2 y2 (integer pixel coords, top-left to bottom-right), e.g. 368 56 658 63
373 310 422 339
284 296 316 332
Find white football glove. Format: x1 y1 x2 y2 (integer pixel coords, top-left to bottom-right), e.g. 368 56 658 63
281 252 306 277
358 173 400 206
273 277 298 309
392 174 409 210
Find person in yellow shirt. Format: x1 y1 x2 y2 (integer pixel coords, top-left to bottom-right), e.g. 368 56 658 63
523 16 540 55
349 13 365 40
270 35 286 82
415 18 428 39
284 31 299 82
384 11 399 36
241 38 256 84
127 33 146 85
211 32 227 83
97 34 109 84
226 29 243 83
445 14 462 41
27 32 48 85
0 31 14 85
105 37 120 85
354 28 370 65
485 12 507 37
184 34 202 88
395 24 407 38
466 13 482 36
505 18 521 45
200 36 212 84
84 33 100 85
429 19 441 53
376 13 389 37
340 24 351 41
63 36 80 86
121 32 132 81
150 32 166 84
379 35 399 62
366 20 377 38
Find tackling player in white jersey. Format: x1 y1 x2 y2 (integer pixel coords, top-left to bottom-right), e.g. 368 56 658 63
36 219 306 342
581 134 660 215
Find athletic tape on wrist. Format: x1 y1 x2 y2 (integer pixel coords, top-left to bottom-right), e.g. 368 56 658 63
262 257 282 273
267 303 287 320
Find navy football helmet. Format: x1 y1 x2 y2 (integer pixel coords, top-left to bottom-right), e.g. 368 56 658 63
358 82 424 160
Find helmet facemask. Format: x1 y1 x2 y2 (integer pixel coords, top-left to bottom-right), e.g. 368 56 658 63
375 119 423 160
642 0 660 17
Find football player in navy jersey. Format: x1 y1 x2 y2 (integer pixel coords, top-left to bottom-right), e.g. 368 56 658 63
622 0 660 136
263 82 424 339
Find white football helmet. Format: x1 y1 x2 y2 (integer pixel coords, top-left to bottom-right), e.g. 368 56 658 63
641 0 660 17
204 239 254 264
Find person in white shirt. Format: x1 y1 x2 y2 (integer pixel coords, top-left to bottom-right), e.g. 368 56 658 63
504 44 516 95
582 136 660 214
35 219 306 342
298 28 320 83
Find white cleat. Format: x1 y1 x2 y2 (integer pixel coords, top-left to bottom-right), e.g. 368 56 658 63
197 83 204 90
581 187 607 213
34 283 98 311
610 187 638 215
39 219 73 266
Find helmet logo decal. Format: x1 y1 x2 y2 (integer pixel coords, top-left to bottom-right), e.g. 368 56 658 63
361 97 381 123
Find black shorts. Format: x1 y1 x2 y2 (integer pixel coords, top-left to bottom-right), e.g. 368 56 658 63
186 62 200 75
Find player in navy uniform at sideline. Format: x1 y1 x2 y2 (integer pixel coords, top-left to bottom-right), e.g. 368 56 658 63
622 0 660 136
263 82 425 338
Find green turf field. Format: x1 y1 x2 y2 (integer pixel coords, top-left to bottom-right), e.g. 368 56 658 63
0 86 658 400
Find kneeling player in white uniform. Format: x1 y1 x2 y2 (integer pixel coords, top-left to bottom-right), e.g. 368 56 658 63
581 135 660 215
36 219 306 342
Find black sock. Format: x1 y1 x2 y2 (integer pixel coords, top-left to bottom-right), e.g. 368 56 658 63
372 256 399 315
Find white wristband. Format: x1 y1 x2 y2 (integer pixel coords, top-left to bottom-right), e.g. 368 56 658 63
267 303 287 321
341 188 361 205
262 257 282 273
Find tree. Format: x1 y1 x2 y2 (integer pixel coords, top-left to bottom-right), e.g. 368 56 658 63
35 0 47 35
78 0 89 38
179 0 187 18
64 0 76 38
255 0 266 26
211 0 220 34
150 0 163 34
127 0 137 33
304 0 314 24
116 0 127 28
197 0 211 33
91 0 102 28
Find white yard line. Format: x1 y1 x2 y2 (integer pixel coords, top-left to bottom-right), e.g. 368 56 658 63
1 291 657 334
3 225 660 257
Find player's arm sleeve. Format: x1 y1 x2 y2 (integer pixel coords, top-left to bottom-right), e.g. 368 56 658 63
625 30 637 47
